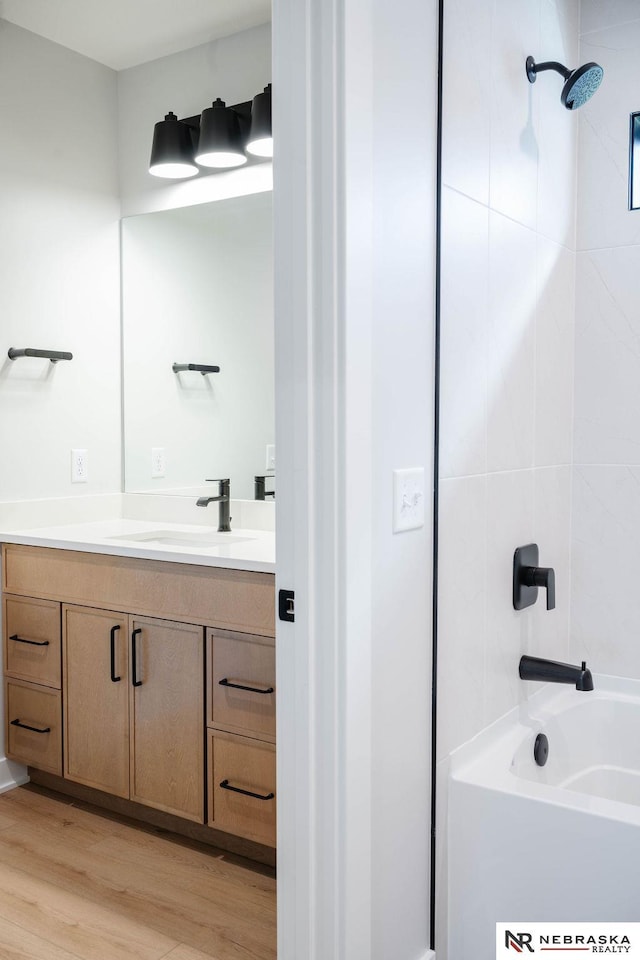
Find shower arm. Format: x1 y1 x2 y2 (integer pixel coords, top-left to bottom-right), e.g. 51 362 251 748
526 58 571 82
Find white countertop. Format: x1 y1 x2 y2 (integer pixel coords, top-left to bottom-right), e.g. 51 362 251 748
0 519 275 574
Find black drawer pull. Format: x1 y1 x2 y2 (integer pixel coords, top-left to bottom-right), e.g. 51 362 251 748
219 779 274 801
10 634 50 647
110 625 121 683
219 678 274 695
131 628 143 687
10 718 51 734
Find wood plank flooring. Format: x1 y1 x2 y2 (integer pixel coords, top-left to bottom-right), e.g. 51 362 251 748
0 785 276 960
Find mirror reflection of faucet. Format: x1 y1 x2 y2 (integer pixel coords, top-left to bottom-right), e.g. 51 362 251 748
197 478 231 532
255 475 275 501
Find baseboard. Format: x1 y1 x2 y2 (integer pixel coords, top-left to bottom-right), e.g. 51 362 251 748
0 757 29 794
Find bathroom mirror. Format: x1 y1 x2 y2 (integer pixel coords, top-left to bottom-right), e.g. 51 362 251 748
121 190 274 501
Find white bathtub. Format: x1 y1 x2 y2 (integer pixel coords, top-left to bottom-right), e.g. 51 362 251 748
448 674 640 959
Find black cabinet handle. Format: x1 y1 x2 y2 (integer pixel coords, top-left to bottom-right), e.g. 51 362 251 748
132 628 143 687
110 625 121 683
10 634 49 647
219 779 274 801
219 678 274 695
10 718 50 734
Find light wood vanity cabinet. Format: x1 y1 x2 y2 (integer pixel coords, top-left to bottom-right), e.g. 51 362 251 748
206 629 276 846
63 607 204 821
4 594 63 775
2 543 276 850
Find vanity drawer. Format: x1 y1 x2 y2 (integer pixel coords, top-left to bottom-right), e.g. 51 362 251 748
4 595 61 688
207 629 275 741
5 679 62 775
208 730 276 847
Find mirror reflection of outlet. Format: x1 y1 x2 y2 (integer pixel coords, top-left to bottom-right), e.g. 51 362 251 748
393 467 425 533
71 449 88 483
151 447 166 478
266 444 276 472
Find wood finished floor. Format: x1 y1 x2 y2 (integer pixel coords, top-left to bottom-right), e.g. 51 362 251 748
0 785 276 960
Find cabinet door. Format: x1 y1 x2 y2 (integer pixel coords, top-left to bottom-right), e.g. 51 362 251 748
63 605 130 798
129 616 204 822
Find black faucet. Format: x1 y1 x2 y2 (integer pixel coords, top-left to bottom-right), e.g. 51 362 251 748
196 478 231 532
519 655 594 691
254 475 275 500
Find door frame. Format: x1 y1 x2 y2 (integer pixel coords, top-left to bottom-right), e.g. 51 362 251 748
273 1 439 957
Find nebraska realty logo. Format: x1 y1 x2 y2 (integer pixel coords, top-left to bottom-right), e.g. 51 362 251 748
496 924 640 957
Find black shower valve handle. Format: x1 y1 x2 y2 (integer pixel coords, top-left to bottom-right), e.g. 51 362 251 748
513 544 557 611
521 565 556 611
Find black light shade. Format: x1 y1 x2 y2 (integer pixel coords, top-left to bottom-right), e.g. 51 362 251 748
149 112 198 179
247 84 272 158
195 98 247 169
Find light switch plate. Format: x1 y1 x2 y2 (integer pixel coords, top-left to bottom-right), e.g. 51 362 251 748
266 444 276 472
393 467 425 533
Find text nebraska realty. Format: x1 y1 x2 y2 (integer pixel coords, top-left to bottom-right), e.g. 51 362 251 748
539 935 630 953
506 932 633 953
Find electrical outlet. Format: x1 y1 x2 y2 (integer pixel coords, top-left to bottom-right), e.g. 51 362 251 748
266 444 276 472
71 449 88 483
393 467 425 533
151 447 166 478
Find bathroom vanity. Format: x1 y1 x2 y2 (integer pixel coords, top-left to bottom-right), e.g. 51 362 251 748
1 526 276 859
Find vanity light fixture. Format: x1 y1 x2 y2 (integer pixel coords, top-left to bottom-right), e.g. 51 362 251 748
195 99 247 169
149 112 199 179
246 83 273 158
149 85 272 180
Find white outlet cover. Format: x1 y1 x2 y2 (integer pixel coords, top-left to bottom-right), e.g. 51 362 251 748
71 449 88 483
151 447 166 479
393 467 425 533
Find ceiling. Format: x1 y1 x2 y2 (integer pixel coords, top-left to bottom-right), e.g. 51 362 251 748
0 0 271 70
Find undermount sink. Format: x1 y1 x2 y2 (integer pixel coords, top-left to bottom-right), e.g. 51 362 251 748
109 530 255 548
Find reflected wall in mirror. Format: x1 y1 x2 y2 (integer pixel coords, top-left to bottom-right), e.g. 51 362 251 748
122 191 274 501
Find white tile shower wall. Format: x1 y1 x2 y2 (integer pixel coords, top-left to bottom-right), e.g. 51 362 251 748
0 21 121 503
571 9 640 678
439 0 578 756
438 0 579 949
581 0 640 33
577 19 640 250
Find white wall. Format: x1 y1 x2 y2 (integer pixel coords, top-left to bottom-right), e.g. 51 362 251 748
571 3 640 678
437 0 580 954
369 2 436 956
0 21 121 503
273 0 437 956
122 193 274 501
117 24 272 217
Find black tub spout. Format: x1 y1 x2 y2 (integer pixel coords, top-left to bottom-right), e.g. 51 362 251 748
519 655 594 691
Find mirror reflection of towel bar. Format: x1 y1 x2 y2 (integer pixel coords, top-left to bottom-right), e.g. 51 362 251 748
172 362 220 375
8 347 73 363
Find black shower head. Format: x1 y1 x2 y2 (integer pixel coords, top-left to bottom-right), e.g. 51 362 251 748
526 56 604 110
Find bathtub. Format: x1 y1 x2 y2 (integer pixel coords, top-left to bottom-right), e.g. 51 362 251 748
447 674 640 959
